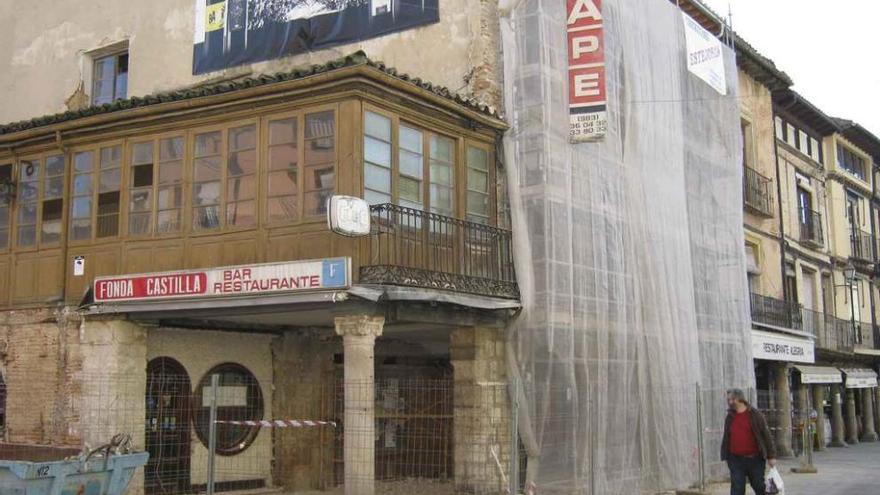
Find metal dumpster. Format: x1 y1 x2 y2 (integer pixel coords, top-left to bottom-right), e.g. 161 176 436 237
0 443 148 495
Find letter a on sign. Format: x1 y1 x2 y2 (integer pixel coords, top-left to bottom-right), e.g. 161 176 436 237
567 0 607 142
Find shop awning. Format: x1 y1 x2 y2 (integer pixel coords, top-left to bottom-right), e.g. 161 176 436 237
794 365 843 384
842 368 878 389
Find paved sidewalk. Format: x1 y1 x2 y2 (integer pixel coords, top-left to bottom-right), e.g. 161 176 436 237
709 440 880 494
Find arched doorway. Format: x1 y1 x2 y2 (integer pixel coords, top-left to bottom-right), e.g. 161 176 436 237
145 357 192 495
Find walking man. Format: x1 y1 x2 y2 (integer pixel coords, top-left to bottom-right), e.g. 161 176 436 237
721 388 777 495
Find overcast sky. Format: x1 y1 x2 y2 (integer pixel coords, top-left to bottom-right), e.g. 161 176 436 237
701 0 880 137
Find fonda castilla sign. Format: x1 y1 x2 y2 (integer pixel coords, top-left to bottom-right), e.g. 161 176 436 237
751 330 815 364
192 0 440 74
93 258 350 303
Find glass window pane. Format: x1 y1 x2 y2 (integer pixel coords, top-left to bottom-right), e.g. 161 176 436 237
268 171 297 197
268 197 296 223
364 111 391 141
305 166 334 191
20 182 38 202
0 207 8 229
101 146 122 168
229 125 256 151
226 175 255 202
44 177 63 199
71 197 92 219
73 174 94 195
130 190 152 212
18 203 37 224
115 72 128 101
98 191 121 215
132 164 153 188
98 214 119 238
400 125 423 153
400 176 422 204
0 229 8 249
193 182 221 205
468 146 488 171
160 137 184 161
129 212 152 236
46 155 64 176
365 163 391 193
364 189 391 206
365 137 391 166
468 169 489 192
20 161 39 181
304 191 331 216
305 137 334 164
193 206 221 230
195 132 222 157
17 226 36 247
400 149 423 178
132 142 153 164
157 210 181 233
431 185 454 215
157 186 182 209
467 191 490 215
100 169 122 192
74 152 93 172
306 111 334 139
70 218 91 241
227 200 256 227
431 136 454 163
228 150 256 176
430 162 453 186
269 118 297 145
42 198 63 222
269 144 298 171
195 157 222 181
159 161 183 184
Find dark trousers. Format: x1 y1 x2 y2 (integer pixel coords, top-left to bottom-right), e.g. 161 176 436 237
727 454 766 495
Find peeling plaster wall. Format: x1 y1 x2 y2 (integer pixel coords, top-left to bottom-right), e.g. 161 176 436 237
0 0 502 124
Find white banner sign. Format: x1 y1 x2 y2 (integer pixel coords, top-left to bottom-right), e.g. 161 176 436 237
751 330 815 364
682 12 727 95
843 369 878 389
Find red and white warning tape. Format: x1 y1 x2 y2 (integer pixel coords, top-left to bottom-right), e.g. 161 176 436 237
215 419 336 428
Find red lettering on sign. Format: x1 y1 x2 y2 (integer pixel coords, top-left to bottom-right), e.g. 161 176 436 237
95 273 207 301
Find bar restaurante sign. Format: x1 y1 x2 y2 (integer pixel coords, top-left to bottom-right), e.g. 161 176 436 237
94 258 350 302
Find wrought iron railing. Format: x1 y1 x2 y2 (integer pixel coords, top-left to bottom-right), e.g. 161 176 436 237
798 208 823 246
360 203 518 299
850 227 875 262
743 166 773 216
749 293 801 330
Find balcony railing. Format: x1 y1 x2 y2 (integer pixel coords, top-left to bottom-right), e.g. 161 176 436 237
798 208 823 246
750 293 801 330
851 228 875 261
743 166 773 216
360 203 519 299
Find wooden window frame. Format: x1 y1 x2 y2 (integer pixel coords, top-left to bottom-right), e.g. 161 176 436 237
91 51 129 106
68 142 124 245
0 162 12 252
13 153 67 251
362 104 495 223
465 142 494 225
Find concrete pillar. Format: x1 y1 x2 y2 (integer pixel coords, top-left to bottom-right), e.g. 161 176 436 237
451 327 510 494
860 388 878 442
812 385 826 451
774 363 794 457
845 388 860 445
830 384 847 447
334 314 384 495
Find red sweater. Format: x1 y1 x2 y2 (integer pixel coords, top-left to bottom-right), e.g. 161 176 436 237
729 410 760 456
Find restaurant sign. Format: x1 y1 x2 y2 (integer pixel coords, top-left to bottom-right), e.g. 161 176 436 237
567 0 607 142
751 330 815 364
94 257 350 303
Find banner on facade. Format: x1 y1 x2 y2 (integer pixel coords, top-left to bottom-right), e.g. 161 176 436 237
93 257 350 303
794 365 842 384
751 330 815 364
682 12 727 95
192 0 440 75
567 0 606 142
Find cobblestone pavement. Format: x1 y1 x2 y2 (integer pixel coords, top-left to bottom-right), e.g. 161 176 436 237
709 440 880 494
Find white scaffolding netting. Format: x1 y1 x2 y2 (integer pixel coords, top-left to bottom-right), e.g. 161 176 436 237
500 0 755 493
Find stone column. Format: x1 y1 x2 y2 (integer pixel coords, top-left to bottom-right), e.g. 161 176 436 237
774 363 794 457
830 384 847 447
860 388 878 442
334 315 384 495
812 385 826 451
451 326 510 494
845 388 860 445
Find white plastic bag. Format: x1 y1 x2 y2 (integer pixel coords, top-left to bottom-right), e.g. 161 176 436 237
765 466 785 494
